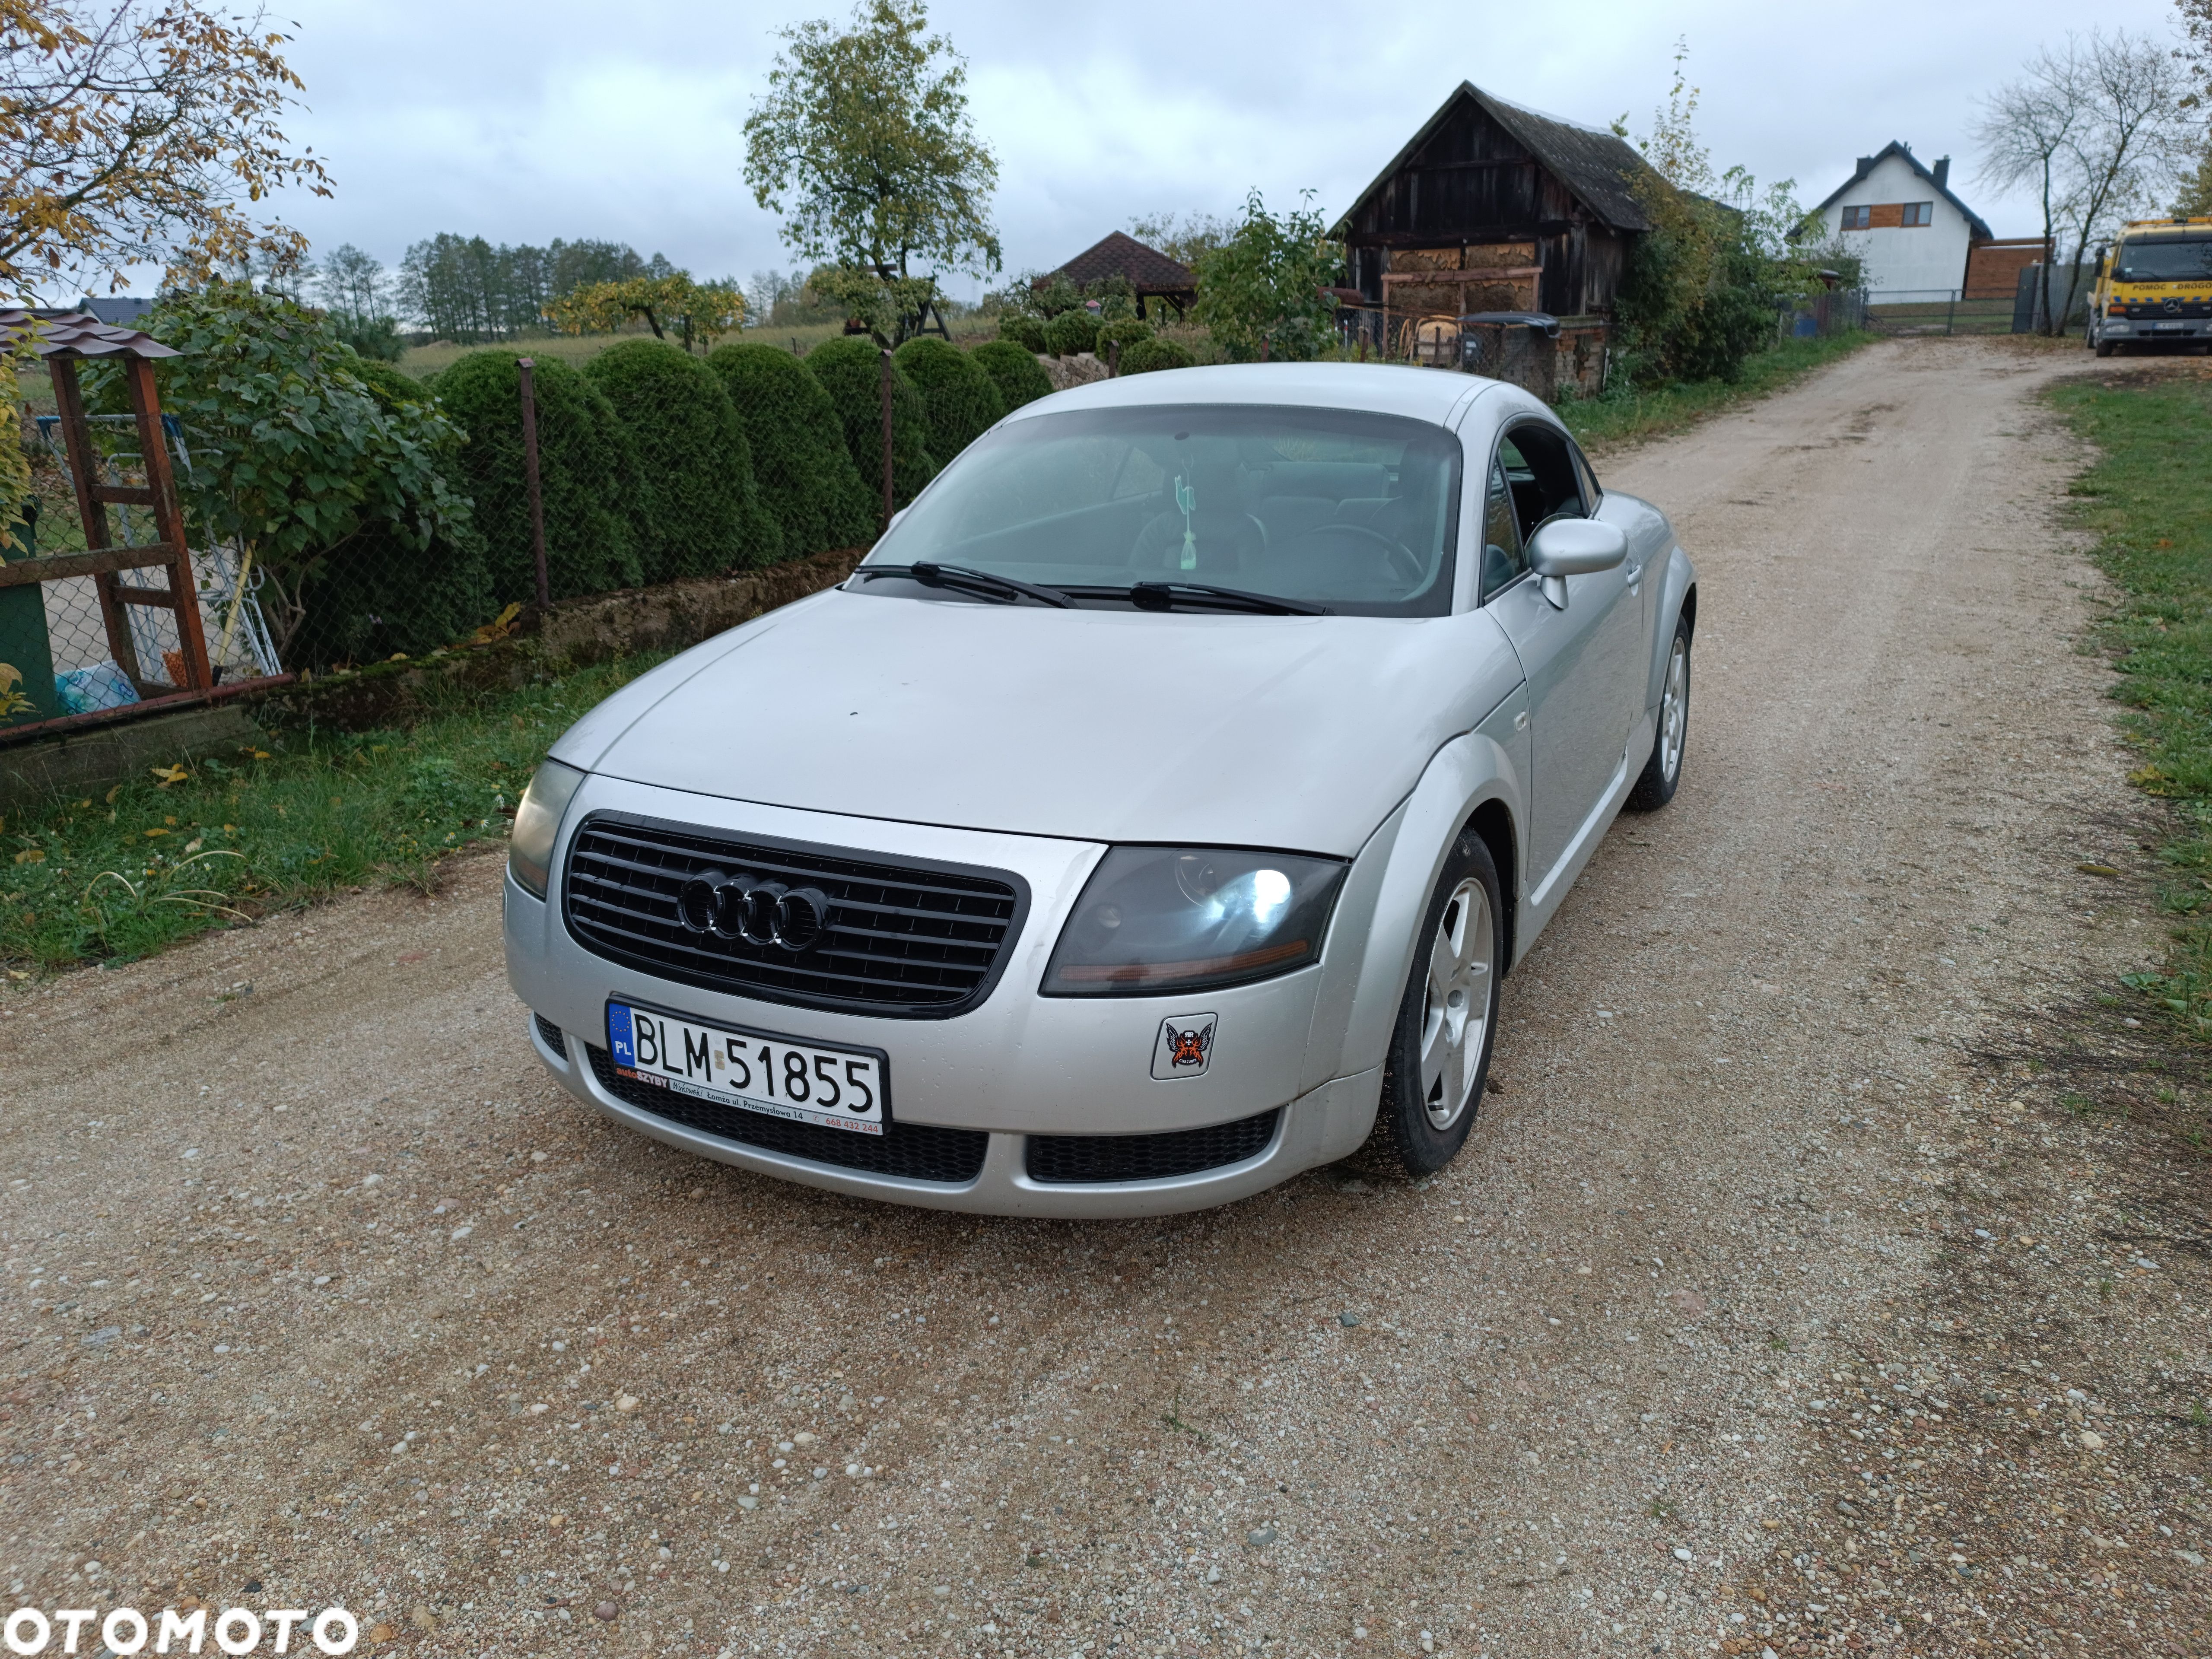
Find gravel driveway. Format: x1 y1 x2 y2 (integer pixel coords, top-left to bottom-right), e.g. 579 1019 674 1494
3 338 2206 1659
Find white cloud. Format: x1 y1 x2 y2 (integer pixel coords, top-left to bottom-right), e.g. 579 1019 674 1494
139 0 2194 294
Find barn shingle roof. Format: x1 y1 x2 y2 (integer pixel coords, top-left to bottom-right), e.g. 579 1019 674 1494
1334 83 1656 238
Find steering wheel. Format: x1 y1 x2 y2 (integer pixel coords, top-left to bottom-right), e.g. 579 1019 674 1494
1279 522 1425 586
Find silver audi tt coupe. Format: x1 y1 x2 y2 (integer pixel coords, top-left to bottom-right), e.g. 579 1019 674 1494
504 362 1695 1216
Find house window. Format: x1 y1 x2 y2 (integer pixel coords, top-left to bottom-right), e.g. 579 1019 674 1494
1901 202 1933 227
1840 205 1872 231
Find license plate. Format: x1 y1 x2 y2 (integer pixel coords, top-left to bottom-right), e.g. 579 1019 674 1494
606 1001 889 1135
2154 320 2187 331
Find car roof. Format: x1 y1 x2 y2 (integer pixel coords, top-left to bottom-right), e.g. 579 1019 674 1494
1000 361 1509 429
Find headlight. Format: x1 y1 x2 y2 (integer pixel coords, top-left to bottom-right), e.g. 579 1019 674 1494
1042 846 1346 997
508 759 586 899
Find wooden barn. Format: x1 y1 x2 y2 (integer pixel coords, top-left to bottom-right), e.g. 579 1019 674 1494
1333 83 1659 389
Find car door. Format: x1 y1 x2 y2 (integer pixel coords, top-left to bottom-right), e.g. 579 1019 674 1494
1480 425 1643 882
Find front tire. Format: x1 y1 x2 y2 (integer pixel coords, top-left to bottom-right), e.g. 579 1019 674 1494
1375 830 1503 1176
1626 614 1691 811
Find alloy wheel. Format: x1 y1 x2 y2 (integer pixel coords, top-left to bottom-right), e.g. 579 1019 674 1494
1418 877 1494 1130
1659 633 1688 785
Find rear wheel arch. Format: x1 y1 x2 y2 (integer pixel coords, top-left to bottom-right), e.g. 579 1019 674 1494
1678 582 1697 638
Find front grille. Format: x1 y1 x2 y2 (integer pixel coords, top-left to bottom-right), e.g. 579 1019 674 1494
562 815 1027 1019
534 1012 567 1057
1025 1109 1281 1185
585 1044 988 1184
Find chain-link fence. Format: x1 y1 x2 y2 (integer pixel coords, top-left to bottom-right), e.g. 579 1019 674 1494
22 415 279 705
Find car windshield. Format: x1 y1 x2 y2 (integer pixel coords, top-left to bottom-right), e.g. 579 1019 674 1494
859 404 1464 617
2113 236 2212 282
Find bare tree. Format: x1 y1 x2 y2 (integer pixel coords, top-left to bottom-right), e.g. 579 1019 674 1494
1976 32 2191 333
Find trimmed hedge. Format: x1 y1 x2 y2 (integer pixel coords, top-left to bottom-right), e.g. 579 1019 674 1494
802 336 936 512
584 339 783 581
1119 337 1198 375
705 342 877 558
969 340 1054 413
1096 317 1154 356
996 315 1048 353
892 337 1005 465
292 358 494 665
431 350 643 605
1043 309 1100 357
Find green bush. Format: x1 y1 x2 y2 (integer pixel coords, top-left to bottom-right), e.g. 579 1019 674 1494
1043 309 1100 357
704 342 877 558
996 315 1048 353
1117 337 1197 375
1095 317 1154 359
801 336 936 513
892 337 1005 466
431 350 643 604
106 283 477 670
295 356 494 666
969 340 1054 413
584 339 783 581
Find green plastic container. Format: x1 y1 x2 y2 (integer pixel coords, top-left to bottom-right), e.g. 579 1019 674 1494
0 502 58 727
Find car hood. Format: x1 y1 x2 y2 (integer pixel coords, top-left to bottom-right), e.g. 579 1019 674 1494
561 587 1517 856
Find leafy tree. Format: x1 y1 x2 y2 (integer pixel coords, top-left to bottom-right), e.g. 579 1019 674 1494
743 0 1000 342
430 350 642 604
1612 43 1822 383
1126 210 1235 271
892 336 1002 463
292 359 493 665
106 283 473 657
547 273 745 353
315 242 403 360
395 234 661 342
968 338 1051 410
0 0 332 293
802 334 934 512
705 341 877 555
584 338 782 580
2180 140 2212 216
1190 190 1342 362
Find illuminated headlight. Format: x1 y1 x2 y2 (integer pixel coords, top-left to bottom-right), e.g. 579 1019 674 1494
1042 846 1346 997
508 759 585 900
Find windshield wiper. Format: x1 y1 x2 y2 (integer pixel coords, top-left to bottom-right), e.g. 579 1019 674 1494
1119 581 1330 617
854 562 1073 609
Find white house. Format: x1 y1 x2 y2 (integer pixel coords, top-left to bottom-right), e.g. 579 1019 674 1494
1809 142 1994 296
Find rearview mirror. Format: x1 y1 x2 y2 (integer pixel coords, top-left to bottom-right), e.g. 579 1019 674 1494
1526 518 1628 578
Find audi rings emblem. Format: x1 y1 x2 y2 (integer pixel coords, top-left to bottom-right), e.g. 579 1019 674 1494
675 869 829 953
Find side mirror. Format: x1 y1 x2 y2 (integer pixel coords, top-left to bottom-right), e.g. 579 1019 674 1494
1526 517 1628 578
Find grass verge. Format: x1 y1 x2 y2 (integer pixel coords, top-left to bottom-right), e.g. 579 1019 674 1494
1556 330 1877 451
2045 365 2212 1037
0 650 670 972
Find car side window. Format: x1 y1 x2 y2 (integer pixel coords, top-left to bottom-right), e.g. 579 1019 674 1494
1498 422 1588 545
1481 456 1524 602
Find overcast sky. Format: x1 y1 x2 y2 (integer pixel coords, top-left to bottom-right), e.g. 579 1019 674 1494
153 0 2196 302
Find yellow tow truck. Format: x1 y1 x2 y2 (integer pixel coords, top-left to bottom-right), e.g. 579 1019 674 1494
2087 216 2212 356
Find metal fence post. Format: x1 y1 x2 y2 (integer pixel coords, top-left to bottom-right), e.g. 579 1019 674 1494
516 359 551 610
879 348 894 533
1946 292 1957 336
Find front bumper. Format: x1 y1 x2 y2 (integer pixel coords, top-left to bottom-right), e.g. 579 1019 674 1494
504 774 1388 1216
